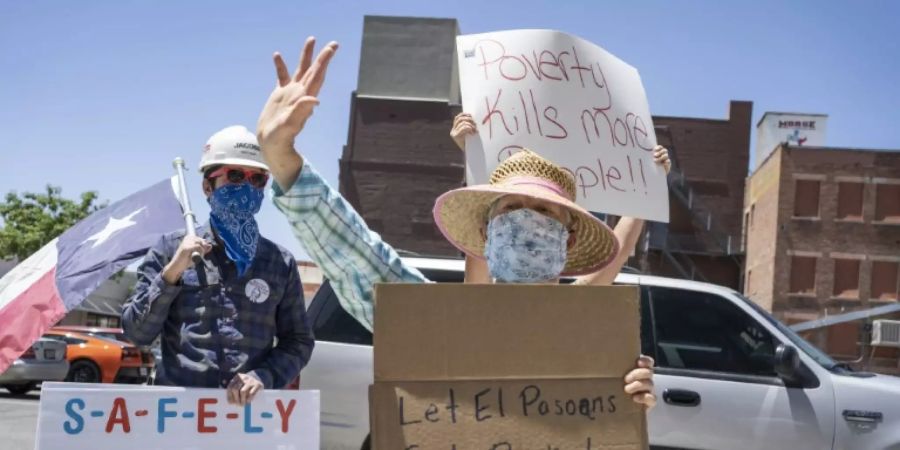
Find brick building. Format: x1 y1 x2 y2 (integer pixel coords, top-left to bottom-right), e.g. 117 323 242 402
339 16 463 257
340 16 752 289
641 101 752 289
744 144 900 372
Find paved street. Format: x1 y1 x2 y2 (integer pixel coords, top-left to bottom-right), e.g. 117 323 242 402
0 389 40 450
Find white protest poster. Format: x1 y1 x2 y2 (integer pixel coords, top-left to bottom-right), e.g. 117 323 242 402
35 382 319 450
456 29 669 222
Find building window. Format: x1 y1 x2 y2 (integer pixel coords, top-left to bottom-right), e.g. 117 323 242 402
826 322 860 357
832 259 861 299
789 256 817 295
871 261 900 301
793 180 820 218
874 184 900 223
836 182 864 220
85 313 120 328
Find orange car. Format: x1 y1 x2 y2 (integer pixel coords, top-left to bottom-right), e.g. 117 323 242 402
53 326 155 371
45 328 153 384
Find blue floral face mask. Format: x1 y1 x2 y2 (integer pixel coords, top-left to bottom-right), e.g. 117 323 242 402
208 182 264 276
484 208 569 283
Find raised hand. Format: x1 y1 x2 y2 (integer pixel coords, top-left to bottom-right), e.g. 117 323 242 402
256 37 339 189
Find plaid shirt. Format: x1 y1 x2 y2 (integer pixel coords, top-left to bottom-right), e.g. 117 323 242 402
272 162 428 331
122 225 313 389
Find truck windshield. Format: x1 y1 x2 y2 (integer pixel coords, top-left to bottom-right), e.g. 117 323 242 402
735 292 842 371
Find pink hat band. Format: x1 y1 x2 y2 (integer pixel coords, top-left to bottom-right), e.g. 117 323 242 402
497 176 574 201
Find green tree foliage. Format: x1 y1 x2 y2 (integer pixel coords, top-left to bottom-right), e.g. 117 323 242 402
0 185 106 261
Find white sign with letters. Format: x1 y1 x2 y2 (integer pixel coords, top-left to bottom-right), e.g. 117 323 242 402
36 382 319 450
457 29 669 222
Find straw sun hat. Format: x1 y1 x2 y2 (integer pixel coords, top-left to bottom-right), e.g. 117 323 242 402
433 150 620 276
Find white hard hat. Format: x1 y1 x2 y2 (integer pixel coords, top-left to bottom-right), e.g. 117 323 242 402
199 125 270 173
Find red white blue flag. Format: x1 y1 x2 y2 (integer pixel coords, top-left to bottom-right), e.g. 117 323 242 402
0 178 184 372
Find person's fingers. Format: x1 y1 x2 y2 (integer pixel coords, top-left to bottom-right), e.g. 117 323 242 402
294 36 316 81
624 379 654 395
301 42 338 86
453 113 474 126
625 368 653 384
632 392 657 409
239 381 254 406
304 42 339 96
451 122 476 136
637 355 655 369
295 96 320 108
186 238 205 253
273 52 291 87
247 383 262 404
287 97 320 124
226 385 238 405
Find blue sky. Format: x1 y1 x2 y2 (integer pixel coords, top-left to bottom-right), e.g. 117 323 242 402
2 1 898 261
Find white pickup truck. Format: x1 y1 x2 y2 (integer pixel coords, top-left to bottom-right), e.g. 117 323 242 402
300 257 900 450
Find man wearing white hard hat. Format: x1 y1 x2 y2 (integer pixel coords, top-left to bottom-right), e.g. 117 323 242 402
123 125 314 406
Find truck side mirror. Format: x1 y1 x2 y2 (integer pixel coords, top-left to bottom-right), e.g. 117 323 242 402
774 344 800 378
774 344 818 388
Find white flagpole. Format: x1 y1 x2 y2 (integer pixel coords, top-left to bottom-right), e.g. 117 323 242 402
172 157 203 264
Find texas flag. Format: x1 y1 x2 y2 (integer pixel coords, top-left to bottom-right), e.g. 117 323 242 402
0 178 185 373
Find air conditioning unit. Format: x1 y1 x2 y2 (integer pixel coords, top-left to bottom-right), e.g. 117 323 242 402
871 320 900 348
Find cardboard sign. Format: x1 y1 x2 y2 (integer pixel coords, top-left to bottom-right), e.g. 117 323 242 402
36 383 319 450
370 283 647 450
456 29 669 223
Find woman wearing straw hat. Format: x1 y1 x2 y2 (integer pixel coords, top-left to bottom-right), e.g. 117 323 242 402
257 37 658 409
449 113 671 285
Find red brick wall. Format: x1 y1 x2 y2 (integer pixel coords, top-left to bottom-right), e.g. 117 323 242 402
747 145 900 372
656 100 752 238
772 147 900 313
339 95 464 256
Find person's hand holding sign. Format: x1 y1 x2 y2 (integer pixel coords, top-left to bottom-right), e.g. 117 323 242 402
257 36 339 191
450 112 477 151
653 145 671 174
625 355 656 409
227 372 264 406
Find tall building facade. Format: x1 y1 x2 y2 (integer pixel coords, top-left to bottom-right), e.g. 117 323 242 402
744 144 900 373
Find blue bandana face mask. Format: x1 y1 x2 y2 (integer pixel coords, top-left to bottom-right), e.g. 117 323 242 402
208 182 264 276
484 208 569 283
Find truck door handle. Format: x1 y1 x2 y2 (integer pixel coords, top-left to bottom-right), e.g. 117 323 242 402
663 389 701 407
843 410 883 423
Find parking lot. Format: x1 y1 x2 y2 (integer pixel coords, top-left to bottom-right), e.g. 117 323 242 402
0 389 39 450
